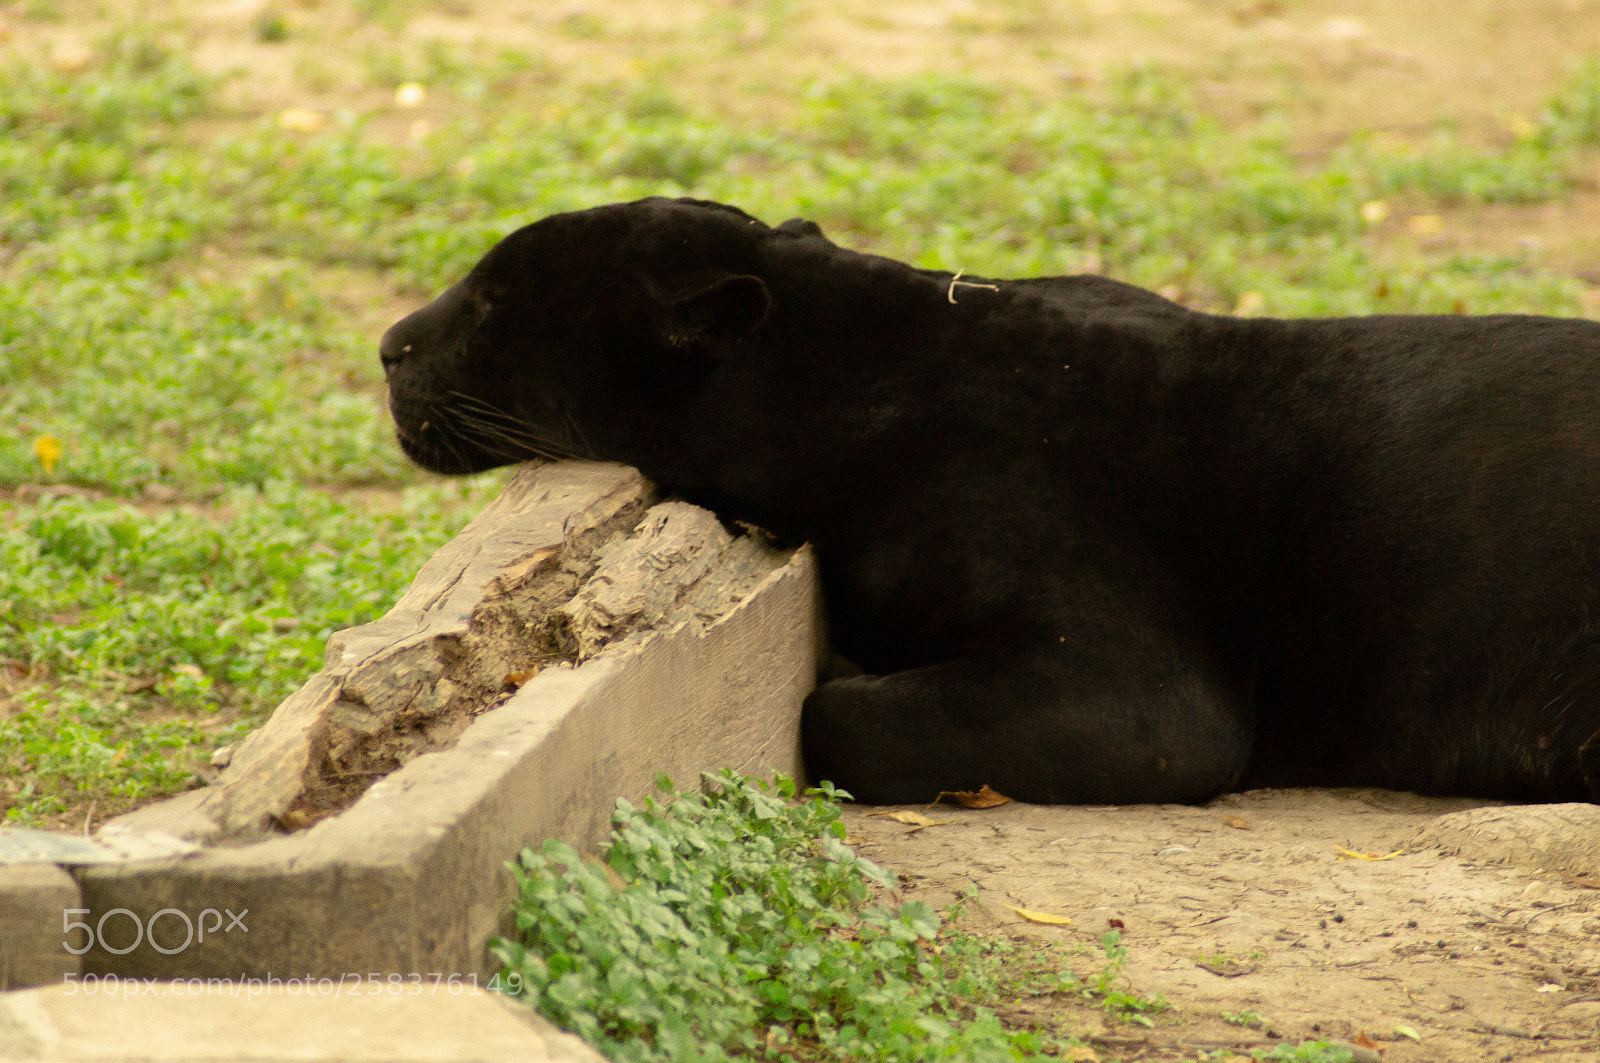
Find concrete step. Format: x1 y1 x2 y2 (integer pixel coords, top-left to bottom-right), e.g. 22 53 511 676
0 981 604 1062
0 864 79 990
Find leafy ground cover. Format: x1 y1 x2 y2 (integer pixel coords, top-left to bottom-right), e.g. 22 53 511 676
493 772 1362 1062
1 4 1597 835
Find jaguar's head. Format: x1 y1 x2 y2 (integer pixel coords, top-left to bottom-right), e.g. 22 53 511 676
380 197 786 475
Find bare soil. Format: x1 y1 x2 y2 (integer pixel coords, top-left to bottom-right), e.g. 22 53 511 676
846 792 1600 1060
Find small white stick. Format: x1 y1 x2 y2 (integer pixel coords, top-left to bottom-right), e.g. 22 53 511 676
948 270 999 304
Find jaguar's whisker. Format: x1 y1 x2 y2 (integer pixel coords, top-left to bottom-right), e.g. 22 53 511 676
427 407 482 470
562 408 596 460
446 408 577 460
442 406 574 463
444 391 528 423
444 393 581 454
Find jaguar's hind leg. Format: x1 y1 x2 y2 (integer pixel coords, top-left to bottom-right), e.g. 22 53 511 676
800 643 1252 805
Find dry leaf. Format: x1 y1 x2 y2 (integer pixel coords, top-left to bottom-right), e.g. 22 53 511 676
1005 904 1074 926
278 108 327 133
1507 114 1538 140
932 784 1012 809
52 42 92 73
1061 1046 1100 1062
32 435 62 474
1335 847 1404 861
1320 16 1367 40
1407 213 1446 236
1221 815 1251 830
503 668 540 689
868 810 947 828
1352 1032 1379 1050
1359 199 1390 224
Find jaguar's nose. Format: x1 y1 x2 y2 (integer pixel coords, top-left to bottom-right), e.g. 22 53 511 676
378 323 413 376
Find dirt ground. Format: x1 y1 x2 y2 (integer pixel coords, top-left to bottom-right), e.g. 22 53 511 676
845 793 1600 1061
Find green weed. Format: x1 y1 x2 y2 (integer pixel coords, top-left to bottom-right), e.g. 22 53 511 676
0 479 497 823
1069 929 1169 1026
1245 1042 1356 1062
493 772 1084 1062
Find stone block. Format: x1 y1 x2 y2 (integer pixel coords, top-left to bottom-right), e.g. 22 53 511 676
0 863 80 989
0 981 605 1062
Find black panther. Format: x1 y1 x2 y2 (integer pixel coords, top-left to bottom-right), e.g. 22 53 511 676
381 196 1600 805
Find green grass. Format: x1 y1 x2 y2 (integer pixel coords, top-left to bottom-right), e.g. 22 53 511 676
0 481 493 819
3 17 1599 826
494 772 1100 1061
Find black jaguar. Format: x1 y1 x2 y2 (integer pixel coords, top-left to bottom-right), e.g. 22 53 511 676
381 196 1600 805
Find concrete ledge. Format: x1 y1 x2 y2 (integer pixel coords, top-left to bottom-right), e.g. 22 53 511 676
0 982 605 1062
0 864 80 990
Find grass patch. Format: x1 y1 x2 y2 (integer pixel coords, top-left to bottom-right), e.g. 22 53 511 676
0 480 495 823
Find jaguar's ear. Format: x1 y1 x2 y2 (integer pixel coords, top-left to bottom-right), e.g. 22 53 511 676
657 273 771 361
776 217 825 239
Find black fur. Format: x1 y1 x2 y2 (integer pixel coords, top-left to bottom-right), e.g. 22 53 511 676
382 196 1600 805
